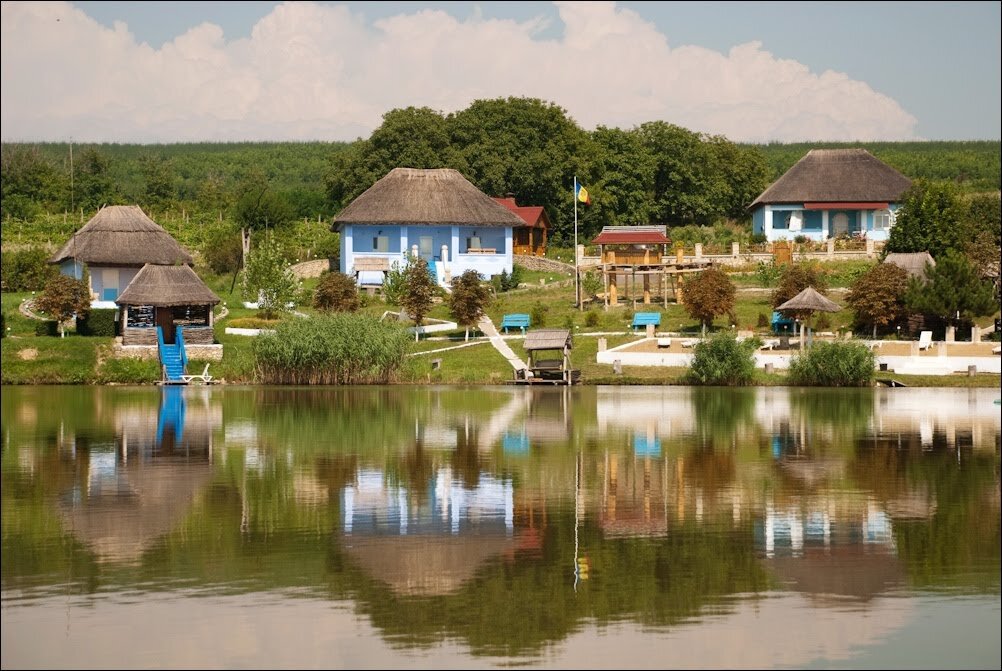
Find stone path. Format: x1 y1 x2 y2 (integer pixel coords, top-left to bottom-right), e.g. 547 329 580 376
477 314 528 372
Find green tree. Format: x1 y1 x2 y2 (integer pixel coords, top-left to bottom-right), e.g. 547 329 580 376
905 250 997 325
35 274 90 337
234 170 294 231
1 146 63 218
772 262 829 320
448 270 491 341
591 126 655 228
886 180 967 258
75 148 120 211
682 267 736 333
242 233 298 319
139 153 176 211
401 257 437 339
846 262 910 337
202 226 244 275
313 271 361 313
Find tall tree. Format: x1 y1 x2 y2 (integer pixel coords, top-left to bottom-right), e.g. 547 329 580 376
401 258 437 340
846 262 910 337
75 148 120 212
139 153 176 211
905 250 997 325
234 170 294 230
0 146 64 219
242 233 298 319
885 180 968 258
682 267 736 333
448 270 492 341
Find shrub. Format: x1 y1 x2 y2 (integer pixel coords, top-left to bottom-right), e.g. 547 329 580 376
755 261 782 287
584 310 600 327
788 342 875 387
530 301 548 328
35 274 90 337
313 271 360 313
253 313 411 384
202 227 244 275
77 308 118 336
682 267 736 332
34 319 59 336
0 247 56 292
581 271 602 300
684 333 758 386
382 260 407 304
563 314 576 330
756 313 769 328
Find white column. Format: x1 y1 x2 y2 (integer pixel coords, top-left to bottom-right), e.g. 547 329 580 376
400 226 408 260
504 228 514 273
764 206 773 241
821 210 829 238
341 225 352 274
451 226 460 259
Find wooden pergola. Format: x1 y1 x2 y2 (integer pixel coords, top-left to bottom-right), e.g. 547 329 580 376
589 226 712 310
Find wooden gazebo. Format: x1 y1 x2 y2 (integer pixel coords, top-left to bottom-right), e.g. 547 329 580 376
115 264 220 345
519 329 579 385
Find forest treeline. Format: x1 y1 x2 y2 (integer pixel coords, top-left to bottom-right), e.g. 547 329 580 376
2 96 999 251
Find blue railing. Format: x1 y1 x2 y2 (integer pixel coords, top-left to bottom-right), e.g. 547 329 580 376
176 326 188 373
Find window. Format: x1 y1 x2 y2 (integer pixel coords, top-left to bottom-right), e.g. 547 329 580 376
467 235 482 250
373 235 389 252
873 210 892 231
786 211 803 231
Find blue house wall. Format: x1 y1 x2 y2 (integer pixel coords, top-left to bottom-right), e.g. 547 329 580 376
749 203 900 242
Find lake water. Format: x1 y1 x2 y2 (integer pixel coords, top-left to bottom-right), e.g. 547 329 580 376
2 385 999 669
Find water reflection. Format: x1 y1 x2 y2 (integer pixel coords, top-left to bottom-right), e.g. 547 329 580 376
2 386 999 667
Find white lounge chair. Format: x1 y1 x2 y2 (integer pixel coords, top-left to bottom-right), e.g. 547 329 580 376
680 338 699 348
917 331 933 351
181 363 213 384
656 337 671 348
760 339 780 351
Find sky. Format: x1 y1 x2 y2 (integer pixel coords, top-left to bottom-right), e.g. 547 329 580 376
1 1 999 144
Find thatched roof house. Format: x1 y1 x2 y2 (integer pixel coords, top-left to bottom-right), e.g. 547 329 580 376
116 264 220 307
335 168 525 228
50 205 193 266
751 149 911 207
883 252 936 279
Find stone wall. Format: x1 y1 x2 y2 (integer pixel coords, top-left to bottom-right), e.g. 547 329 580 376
183 326 215 344
514 254 575 273
290 258 334 279
113 343 224 361
122 327 157 346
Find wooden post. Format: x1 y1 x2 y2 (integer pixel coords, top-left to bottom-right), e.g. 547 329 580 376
643 273 651 304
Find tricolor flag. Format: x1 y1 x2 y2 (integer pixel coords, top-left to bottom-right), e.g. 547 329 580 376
575 181 591 205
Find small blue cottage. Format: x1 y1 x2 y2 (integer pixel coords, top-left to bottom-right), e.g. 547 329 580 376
334 168 526 286
750 149 912 243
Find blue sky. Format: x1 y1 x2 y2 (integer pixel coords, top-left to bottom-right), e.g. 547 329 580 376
3 1 999 143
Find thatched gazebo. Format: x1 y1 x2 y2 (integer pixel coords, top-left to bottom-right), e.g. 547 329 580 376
50 205 193 304
776 287 842 347
333 168 525 284
522 329 578 384
115 264 220 345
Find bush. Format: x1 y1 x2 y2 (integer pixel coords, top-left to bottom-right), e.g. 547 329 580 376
788 342 875 387
755 261 782 287
684 333 758 386
313 271 360 313
756 313 769 328
253 313 411 384
530 301 548 328
77 308 118 336
34 320 59 336
682 267 736 331
1 247 57 292
584 310 600 327
383 260 407 304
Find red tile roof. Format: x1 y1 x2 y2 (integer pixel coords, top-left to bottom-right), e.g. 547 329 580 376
492 197 548 228
592 230 670 245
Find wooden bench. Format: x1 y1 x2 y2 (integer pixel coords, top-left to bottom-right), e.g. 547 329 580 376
500 313 531 333
631 312 661 332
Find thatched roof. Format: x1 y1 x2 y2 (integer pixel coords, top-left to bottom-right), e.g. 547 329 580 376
883 252 936 279
334 168 526 228
116 264 220 307
751 149 911 207
776 287 842 313
524 329 572 351
49 205 194 266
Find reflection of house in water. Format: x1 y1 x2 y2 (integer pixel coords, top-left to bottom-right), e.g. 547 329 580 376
501 388 574 454
58 387 220 564
341 467 517 595
871 388 1001 449
757 500 903 601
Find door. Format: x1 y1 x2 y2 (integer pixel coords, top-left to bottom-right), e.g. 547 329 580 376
419 236 434 261
832 212 849 236
156 307 175 344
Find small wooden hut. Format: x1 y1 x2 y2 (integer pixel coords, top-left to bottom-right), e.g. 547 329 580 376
115 264 220 345
49 205 193 304
521 329 579 385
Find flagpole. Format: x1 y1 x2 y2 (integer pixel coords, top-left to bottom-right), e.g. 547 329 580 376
574 176 580 310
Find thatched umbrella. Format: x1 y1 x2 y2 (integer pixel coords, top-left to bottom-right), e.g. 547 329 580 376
776 287 841 347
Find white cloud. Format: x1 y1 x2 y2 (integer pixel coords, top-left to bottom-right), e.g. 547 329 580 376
0 1 918 143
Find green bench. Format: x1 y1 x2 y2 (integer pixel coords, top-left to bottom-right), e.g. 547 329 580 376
500 313 531 333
